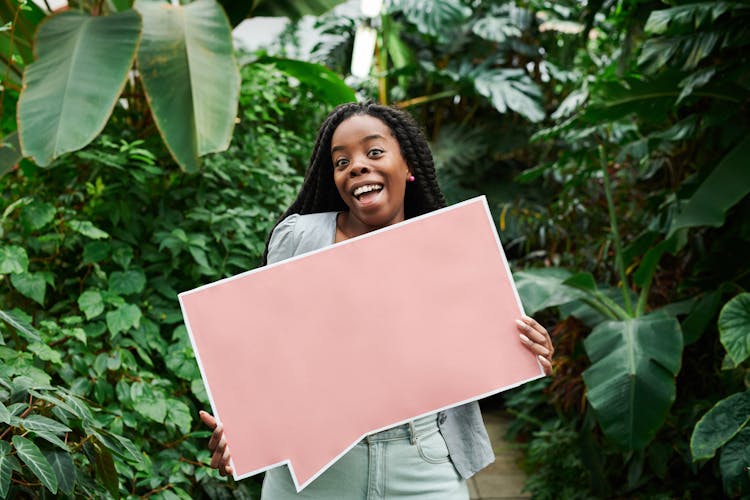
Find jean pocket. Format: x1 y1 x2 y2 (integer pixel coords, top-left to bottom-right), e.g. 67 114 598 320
416 430 451 464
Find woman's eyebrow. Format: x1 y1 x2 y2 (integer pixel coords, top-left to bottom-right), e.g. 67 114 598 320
331 134 386 154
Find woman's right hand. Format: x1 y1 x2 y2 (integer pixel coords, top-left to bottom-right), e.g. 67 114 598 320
199 410 233 477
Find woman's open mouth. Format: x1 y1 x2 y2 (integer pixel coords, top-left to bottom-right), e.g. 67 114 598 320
353 184 384 203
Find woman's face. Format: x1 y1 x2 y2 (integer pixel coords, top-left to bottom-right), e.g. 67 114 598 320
331 114 411 231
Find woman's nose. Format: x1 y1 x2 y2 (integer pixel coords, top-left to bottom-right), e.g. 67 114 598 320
349 161 370 177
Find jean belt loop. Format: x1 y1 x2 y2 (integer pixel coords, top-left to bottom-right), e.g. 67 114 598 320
408 421 417 445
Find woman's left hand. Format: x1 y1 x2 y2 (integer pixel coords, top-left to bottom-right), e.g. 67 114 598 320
516 316 554 376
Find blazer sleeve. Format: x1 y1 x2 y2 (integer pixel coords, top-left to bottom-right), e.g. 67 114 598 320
266 214 299 264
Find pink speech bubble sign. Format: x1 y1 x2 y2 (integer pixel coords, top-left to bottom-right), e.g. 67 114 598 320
178 196 543 491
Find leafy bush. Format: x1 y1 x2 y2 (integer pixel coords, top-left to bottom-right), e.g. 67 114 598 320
0 62 325 498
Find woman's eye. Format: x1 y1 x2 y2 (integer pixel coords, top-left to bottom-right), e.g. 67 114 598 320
368 149 383 157
334 158 349 168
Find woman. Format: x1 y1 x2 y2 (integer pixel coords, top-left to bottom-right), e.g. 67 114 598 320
200 102 554 498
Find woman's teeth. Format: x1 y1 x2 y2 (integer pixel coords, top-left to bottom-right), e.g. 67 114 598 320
353 184 383 199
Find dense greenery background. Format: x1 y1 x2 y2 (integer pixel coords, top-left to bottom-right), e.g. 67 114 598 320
1 0 749 498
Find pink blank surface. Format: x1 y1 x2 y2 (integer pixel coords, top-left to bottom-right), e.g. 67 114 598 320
178 197 543 491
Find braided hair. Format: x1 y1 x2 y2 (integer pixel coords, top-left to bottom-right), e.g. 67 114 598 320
262 101 446 264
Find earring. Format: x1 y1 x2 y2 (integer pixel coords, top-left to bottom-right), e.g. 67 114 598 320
408 175 415 182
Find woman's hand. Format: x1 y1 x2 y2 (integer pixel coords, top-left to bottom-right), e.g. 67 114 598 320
516 316 554 376
199 410 234 477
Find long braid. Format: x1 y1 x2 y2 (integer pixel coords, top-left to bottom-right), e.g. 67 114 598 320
262 102 446 264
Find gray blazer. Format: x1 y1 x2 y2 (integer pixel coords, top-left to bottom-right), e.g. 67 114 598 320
266 212 495 479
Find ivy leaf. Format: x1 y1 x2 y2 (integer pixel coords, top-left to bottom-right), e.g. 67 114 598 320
0 245 29 274
20 201 56 231
21 414 72 434
167 399 192 434
106 304 142 335
44 450 76 495
27 343 63 364
718 293 750 366
78 290 104 320
11 272 47 305
133 393 167 423
108 270 146 296
82 241 111 264
69 220 110 240
12 435 58 493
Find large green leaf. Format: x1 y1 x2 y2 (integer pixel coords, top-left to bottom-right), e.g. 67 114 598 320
135 0 240 172
583 312 683 451
253 57 355 106
513 267 585 315
12 435 58 493
17 11 141 166
718 293 750 366
391 0 472 42
719 427 750 496
669 137 750 235
474 68 545 122
691 390 750 461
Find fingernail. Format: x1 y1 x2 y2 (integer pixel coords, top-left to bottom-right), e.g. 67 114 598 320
515 319 526 328
537 354 546 363
520 333 530 344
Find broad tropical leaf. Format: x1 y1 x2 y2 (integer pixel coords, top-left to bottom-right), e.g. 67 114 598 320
253 57 355 106
583 312 683 451
17 11 141 166
669 137 750 235
691 390 750 461
135 0 240 172
474 68 545 122
12 435 58 493
390 0 472 42
719 427 750 496
514 267 585 315
718 293 750 366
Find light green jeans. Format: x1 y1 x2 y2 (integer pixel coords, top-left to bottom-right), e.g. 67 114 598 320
260 414 469 499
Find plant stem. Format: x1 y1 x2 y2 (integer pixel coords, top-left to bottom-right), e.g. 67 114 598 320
395 90 456 109
598 145 632 316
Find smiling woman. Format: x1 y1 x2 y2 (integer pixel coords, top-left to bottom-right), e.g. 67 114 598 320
198 101 555 499
331 115 412 237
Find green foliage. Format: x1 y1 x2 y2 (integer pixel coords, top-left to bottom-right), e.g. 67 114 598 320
0 60 325 497
582 313 683 450
17 10 141 166
134 0 239 172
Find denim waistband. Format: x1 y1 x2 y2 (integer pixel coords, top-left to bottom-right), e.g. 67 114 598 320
363 414 439 445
